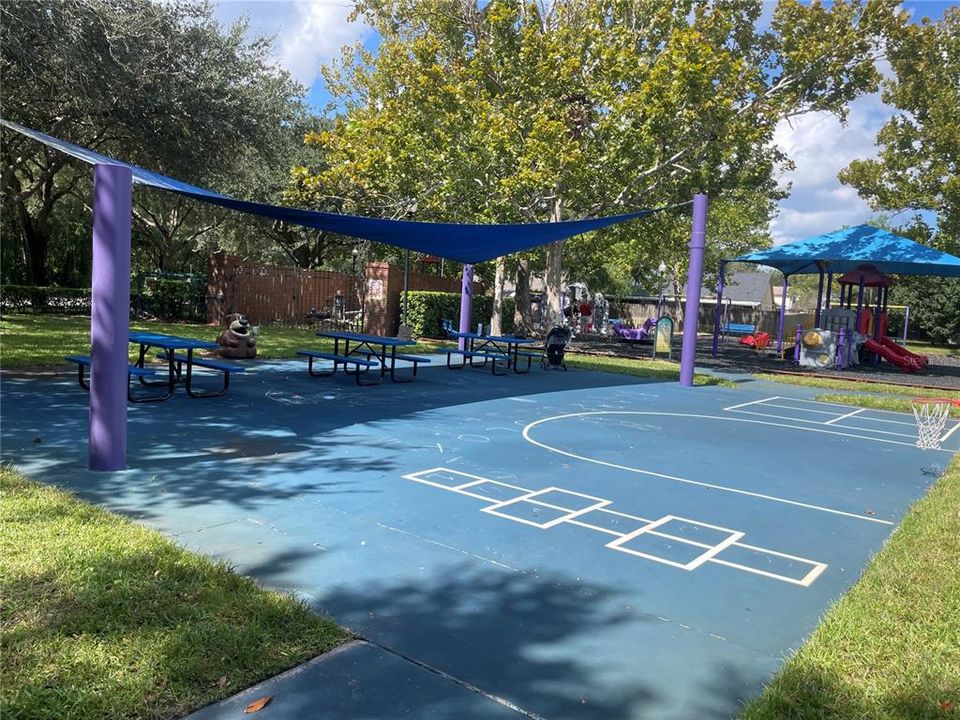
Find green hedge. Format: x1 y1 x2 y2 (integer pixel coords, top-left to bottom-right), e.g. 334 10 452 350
402 291 515 337
0 285 92 314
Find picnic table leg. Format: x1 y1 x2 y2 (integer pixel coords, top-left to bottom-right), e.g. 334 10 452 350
388 346 417 383
184 348 232 398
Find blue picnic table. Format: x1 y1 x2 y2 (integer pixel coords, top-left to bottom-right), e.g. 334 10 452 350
297 331 426 385
129 331 242 399
445 331 538 374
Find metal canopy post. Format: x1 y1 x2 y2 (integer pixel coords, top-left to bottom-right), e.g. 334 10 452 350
679 193 708 386
402 249 410 326
711 260 726 357
458 264 473 351
824 269 834 310
814 263 825 327
89 163 133 471
855 275 866 332
776 273 789 354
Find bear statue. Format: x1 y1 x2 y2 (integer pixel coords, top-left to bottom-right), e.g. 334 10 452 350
217 313 257 359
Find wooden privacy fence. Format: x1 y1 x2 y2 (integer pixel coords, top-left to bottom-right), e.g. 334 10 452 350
207 254 363 327
206 254 476 334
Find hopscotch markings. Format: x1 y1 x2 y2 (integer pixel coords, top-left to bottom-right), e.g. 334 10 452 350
824 408 865 425
402 467 828 587
482 488 611 529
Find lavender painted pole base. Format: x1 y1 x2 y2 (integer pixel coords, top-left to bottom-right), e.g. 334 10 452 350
458 264 474 351
89 164 133 471
679 194 708 386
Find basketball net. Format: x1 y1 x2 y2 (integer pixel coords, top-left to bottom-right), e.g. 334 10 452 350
911 399 957 450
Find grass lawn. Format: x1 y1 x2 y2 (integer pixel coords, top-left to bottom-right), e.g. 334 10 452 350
755 372 960 418
0 466 349 720
0 314 733 387
905 341 960 358
564 352 734 386
740 453 960 719
0 314 436 368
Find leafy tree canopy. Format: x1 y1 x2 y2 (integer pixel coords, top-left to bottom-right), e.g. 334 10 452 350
290 0 905 325
839 7 960 250
1 0 311 280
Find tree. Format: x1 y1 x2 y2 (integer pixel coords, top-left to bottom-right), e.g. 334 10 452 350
1 0 309 282
289 0 904 329
839 7 959 249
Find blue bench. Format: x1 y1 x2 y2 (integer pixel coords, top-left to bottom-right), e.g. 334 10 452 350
442 349 510 376
297 350 381 386
357 351 432 383
722 322 756 340
65 355 166 403
166 353 246 398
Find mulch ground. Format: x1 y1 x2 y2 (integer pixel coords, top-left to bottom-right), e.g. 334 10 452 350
568 334 960 393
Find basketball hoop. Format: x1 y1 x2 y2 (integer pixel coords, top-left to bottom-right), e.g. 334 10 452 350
911 398 960 450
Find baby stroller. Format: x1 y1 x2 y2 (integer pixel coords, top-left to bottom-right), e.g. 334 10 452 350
542 326 572 370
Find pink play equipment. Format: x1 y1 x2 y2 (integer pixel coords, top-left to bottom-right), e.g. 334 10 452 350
836 265 928 373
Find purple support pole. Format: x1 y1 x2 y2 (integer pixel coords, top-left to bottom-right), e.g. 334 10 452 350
793 324 803 364
874 284 883 339
711 260 726 357
458 264 473 351
679 194 708 386
903 305 911 342
814 266 825 327
836 326 846 369
89 164 132 471
854 276 865 333
775 274 789 354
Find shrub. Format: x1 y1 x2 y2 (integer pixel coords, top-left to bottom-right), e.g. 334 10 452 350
0 285 92 314
402 291 514 337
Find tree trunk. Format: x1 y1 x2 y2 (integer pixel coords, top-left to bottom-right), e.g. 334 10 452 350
491 256 506 334
543 196 565 329
514 256 532 335
16 199 49 287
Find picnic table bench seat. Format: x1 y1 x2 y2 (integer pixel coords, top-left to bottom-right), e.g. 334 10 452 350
297 349 381 385
163 353 246 398
443 348 511 375
352 351 432 380
65 354 166 403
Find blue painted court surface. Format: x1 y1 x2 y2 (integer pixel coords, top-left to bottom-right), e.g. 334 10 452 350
3 357 957 719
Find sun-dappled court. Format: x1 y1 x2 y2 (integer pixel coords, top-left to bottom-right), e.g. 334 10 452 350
2 357 956 719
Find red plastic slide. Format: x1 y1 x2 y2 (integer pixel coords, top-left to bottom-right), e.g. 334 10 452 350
880 335 928 367
863 337 924 373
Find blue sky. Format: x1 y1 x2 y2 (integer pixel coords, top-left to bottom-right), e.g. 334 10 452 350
212 0 953 244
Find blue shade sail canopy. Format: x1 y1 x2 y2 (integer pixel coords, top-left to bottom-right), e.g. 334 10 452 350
2 119 663 264
734 225 960 277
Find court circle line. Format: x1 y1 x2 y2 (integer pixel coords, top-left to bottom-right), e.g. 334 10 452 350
522 411 894 526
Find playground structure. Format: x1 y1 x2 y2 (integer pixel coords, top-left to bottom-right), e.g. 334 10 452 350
713 225 960 375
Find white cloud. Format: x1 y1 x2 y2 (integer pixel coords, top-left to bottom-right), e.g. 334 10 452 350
770 71 895 245
214 0 371 88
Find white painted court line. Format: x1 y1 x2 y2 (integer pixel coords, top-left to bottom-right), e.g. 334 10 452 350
941 420 960 444
523 413 898 524
723 396 781 411
831 423 917 439
843 413 917 427
402 468 831 586
824 408 865 425
716 406 949 452
761 402 848 416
